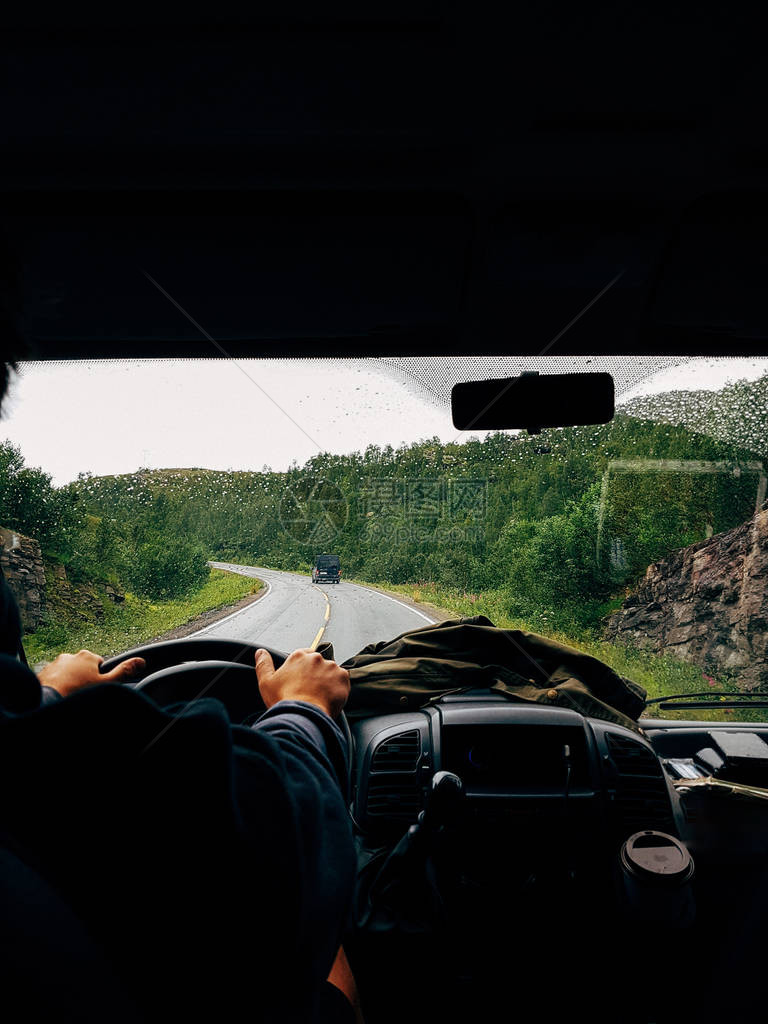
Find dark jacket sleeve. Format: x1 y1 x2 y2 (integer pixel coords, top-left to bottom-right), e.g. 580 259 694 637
0 572 55 710
0 652 62 712
0 652 43 713
230 700 356 1018
251 699 350 797
0 567 23 659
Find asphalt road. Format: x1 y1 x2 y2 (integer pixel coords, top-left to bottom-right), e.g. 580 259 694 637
200 563 434 665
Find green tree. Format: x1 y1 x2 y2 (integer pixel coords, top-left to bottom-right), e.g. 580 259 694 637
127 539 210 601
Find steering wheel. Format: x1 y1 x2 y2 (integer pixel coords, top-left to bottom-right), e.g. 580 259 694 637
100 638 284 723
100 639 353 758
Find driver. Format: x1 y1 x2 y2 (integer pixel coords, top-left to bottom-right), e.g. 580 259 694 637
0 362 362 1024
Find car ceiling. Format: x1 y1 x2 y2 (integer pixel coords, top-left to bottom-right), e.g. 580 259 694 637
2 3 767 361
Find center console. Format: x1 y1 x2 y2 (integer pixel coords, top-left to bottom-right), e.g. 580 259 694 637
349 694 695 1024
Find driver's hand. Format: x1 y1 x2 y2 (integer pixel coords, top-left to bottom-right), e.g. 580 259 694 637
37 649 146 698
255 648 350 719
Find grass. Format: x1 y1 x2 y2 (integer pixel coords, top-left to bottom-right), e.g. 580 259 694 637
24 569 262 668
351 578 761 724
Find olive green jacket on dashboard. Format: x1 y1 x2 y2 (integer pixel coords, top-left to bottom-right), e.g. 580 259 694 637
341 615 648 734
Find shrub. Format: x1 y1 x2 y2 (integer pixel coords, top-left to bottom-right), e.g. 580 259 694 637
127 539 210 600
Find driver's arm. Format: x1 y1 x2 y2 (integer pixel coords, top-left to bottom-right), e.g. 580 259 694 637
1 569 144 708
252 647 351 792
254 647 349 719
0 649 145 712
246 648 361 1021
36 649 146 702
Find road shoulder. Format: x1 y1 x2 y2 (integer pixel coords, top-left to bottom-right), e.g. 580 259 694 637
346 579 452 624
146 581 268 643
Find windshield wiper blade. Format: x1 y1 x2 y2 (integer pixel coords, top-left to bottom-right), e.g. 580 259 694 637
671 777 768 801
645 691 768 711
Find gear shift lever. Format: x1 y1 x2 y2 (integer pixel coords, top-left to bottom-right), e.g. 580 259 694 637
415 770 464 834
357 771 465 934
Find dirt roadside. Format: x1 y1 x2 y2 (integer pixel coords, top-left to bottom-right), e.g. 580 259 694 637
147 583 268 643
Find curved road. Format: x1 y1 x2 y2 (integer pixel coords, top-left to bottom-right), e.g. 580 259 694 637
198 563 434 665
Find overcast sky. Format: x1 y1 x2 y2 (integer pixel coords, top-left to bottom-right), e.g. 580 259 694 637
2 356 767 485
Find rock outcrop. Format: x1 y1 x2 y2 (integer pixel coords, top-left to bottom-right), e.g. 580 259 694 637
0 527 47 631
44 563 117 624
1 527 126 633
604 501 768 690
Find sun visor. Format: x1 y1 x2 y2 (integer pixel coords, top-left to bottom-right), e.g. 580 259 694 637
6 193 471 358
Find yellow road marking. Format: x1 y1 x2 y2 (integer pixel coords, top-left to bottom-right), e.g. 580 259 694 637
310 592 331 650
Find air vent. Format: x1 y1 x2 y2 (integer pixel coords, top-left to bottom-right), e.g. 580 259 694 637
606 732 675 835
607 733 664 776
372 730 421 771
366 774 423 819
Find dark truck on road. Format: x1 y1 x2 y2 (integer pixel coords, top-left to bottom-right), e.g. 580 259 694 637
312 553 341 584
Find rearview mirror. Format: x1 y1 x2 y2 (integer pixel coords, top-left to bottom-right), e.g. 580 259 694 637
451 371 614 433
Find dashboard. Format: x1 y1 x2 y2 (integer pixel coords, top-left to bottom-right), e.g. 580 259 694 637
351 693 678 847
350 691 768 870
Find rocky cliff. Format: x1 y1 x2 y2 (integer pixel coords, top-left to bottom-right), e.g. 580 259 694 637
604 501 768 690
1 526 126 635
0 527 47 630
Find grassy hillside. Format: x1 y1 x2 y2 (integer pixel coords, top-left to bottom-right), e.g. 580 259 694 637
71 398 763 633
24 568 261 666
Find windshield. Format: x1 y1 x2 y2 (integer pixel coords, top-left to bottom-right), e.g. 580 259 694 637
1 355 766 722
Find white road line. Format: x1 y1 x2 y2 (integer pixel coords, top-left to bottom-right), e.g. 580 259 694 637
189 578 272 637
202 565 331 648
342 580 435 623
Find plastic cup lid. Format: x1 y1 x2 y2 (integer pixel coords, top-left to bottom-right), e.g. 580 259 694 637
621 830 694 884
